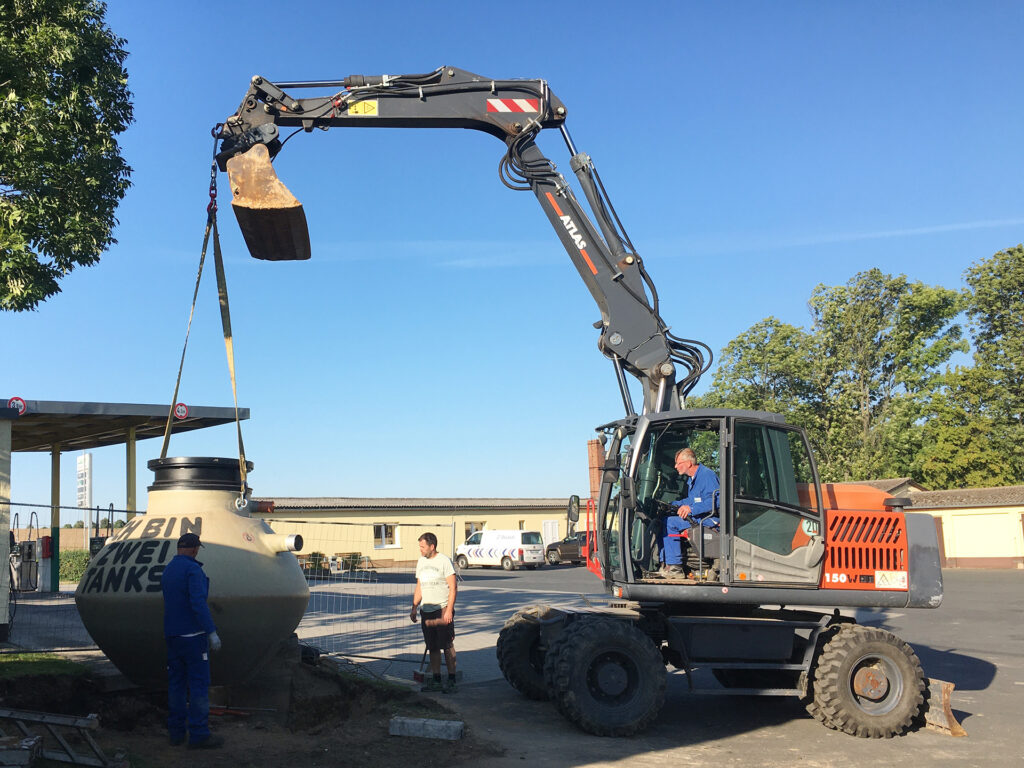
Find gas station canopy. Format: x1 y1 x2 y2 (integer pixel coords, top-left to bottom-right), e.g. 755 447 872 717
7 399 249 452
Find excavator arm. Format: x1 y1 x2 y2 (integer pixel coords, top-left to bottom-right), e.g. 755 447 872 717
216 66 710 412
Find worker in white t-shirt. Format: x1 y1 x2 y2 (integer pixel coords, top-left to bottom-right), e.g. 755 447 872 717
410 531 458 692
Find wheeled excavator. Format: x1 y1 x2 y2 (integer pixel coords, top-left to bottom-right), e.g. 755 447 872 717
214 67 961 739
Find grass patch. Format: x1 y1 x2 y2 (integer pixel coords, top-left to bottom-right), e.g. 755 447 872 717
0 653 91 679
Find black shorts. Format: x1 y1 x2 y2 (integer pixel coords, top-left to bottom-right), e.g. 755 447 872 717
420 608 455 651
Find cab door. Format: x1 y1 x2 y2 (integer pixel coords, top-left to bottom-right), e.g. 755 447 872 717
728 421 824 584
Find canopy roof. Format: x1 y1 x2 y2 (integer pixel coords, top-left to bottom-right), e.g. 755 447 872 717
3 399 248 452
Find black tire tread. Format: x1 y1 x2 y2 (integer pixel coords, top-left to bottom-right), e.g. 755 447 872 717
496 607 551 701
812 625 924 738
542 617 665 737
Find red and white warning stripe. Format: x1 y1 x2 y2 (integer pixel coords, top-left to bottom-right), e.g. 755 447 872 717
486 98 539 113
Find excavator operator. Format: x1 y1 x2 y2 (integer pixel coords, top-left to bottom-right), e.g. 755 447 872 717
657 448 720 576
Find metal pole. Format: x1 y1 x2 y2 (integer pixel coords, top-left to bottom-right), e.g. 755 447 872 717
0 412 13 639
125 425 137 518
50 444 60 593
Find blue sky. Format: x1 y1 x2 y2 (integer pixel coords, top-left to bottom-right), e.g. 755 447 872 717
5 1 1023 524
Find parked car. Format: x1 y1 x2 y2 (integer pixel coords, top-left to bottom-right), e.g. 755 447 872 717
545 531 588 566
455 530 545 570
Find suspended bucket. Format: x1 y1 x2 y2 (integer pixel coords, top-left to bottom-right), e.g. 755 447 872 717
225 143 311 261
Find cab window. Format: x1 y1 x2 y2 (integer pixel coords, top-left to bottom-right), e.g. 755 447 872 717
733 422 819 556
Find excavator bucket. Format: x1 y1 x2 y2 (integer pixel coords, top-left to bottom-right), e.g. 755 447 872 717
922 678 968 737
224 143 311 261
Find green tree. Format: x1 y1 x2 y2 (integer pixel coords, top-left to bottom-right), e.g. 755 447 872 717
919 245 1024 487
964 245 1024 427
916 366 1022 488
806 269 964 480
697 317 818 417
0 0 132 311
698 270 964 483
72 519 84 528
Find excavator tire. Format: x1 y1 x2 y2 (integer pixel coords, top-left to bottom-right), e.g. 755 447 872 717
811 625 925 738
799 626 841 730
496 606 551 701
543 617 666 737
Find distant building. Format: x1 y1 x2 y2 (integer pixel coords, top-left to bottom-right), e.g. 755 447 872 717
76 452 92 518
256 497 575 567
836 479 1024 569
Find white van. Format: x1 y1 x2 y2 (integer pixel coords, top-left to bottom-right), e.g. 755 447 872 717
455 530 545 570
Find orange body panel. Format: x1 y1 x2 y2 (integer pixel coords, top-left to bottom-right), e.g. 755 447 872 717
816 484 909 591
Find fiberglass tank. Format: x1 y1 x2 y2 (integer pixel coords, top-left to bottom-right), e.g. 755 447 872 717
75 457 309 688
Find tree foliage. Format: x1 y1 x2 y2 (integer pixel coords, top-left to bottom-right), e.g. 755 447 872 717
964 245 1024 426
916 245 1024 488
0 0 132 311
701 269 965 484
695 317 818 424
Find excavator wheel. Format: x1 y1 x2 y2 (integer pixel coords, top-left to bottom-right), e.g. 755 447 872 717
496 606 552 701
543 617 666 737
810 625 925 738
799 627 841 730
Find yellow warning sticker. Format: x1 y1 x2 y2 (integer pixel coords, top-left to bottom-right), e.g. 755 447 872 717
348 100 378 116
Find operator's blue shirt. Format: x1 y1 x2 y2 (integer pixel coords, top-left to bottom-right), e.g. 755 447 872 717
671 464 720 519
162 554 216 638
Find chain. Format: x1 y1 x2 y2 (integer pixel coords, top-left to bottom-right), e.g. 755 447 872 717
207 124 223 216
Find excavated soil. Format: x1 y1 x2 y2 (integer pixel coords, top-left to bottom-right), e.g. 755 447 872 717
0 664 502 768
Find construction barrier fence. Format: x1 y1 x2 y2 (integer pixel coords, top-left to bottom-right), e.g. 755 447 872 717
3 521 458 666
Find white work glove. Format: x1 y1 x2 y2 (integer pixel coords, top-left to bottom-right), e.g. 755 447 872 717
208 631 222 652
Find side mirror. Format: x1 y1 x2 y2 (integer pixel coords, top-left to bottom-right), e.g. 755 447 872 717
567 495 580 523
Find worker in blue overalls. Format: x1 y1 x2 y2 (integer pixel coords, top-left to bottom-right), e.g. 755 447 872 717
660 448 720 576
162 532 223 749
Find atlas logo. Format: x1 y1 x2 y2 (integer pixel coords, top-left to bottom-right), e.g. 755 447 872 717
559 214 587 250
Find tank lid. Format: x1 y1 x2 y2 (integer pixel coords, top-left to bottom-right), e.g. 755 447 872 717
148 457 254 492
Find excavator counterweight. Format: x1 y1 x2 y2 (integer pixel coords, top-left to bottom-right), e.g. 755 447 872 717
225 144 310 261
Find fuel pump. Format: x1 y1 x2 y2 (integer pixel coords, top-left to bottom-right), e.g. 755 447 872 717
10 512 39 592
89 504 113 557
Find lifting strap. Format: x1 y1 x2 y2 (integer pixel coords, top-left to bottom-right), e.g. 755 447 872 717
160 137 248 497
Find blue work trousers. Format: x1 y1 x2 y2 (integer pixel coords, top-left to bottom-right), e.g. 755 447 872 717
166 634 211 743
662 515 720 565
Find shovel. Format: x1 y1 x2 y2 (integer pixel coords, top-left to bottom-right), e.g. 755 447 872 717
225 143 311 261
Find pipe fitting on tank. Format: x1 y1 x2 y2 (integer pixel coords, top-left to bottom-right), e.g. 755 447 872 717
265 533 303 553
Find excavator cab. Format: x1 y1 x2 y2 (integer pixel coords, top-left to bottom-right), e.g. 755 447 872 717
224 144 311 261
595 409 827 589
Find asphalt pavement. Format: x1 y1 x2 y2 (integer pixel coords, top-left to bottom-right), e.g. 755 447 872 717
407 566 1023 768
9 564 1021 766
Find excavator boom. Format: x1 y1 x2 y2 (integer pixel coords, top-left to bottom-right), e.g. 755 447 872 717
216 66 712 412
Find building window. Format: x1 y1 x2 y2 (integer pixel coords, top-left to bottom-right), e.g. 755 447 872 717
519 520 525 530
373 523 399 548
465 521 485 539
